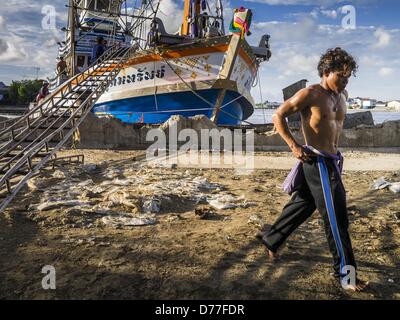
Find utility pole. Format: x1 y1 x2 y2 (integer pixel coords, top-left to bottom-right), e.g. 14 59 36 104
33 67 40 79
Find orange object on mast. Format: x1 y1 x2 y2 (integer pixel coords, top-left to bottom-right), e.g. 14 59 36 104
181 0 201 36
181 0 190 35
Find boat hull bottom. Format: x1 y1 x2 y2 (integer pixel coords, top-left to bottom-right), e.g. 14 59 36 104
92 89 254 125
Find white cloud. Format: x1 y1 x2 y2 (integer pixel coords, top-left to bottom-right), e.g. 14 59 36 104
249 17 400 102
379 67 394 77
310 8 338 20
246 0 342 4
252 17 315 43
0 39 9 55
0 0 398 101
275 50 320 77
246 0 378 5
320 9 338 19
157 0 184 34
360 56 384 67
373 27 391 48
0 16 6 32
0 38 27 63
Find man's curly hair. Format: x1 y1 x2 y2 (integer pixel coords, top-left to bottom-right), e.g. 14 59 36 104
317 47 358 77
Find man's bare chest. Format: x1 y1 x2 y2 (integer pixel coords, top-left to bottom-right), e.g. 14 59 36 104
309 96 346 121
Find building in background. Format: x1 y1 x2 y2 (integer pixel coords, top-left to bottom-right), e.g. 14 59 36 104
350 97 377 109
375 101 387 108
0 82 10 105
387 100 400 111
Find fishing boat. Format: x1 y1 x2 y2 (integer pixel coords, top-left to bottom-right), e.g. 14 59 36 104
51 0 272 125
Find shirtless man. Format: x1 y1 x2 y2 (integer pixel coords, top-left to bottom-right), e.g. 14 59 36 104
258 47 368 292
57 56 68 86
57 56 67 76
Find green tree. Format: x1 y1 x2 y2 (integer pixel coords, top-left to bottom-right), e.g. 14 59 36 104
8 80 43 105
8 81 19 105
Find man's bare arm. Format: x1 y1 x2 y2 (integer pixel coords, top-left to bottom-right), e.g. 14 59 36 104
272 88 314 162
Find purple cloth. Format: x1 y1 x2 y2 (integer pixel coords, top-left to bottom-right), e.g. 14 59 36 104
282 146 344 195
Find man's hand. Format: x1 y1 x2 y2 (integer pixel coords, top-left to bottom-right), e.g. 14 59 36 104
272 88 315 162
291 144 311 163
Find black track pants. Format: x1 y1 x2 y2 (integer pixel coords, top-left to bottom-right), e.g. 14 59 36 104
262 156 357 276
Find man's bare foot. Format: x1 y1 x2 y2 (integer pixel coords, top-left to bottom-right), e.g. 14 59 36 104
256 231 279 261
342 278 369 292
266 249 279 261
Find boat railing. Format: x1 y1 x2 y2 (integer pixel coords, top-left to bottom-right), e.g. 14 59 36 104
0 44 137 212
0 44 133 139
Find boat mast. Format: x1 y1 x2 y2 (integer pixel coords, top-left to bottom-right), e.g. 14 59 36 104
216 0 224 33
68 0 76 76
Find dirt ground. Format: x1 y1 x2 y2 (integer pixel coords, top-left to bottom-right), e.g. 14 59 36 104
0 149 399 300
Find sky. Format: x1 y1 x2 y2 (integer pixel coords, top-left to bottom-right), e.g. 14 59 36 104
0 0 399 102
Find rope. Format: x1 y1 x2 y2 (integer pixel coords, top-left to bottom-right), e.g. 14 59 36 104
153 60 159 112
220 94 244 109
156 50 255 125
257 69 267 124
102 39 257 126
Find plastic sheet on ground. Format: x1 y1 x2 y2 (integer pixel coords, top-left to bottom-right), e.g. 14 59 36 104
371 177 400 193
371 177 392 190
389 182 400 193
101 215 156 227
207 194 239 210
37 200 93 211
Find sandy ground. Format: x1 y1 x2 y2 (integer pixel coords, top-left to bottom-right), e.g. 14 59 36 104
0 149 399 300
149 149 400 171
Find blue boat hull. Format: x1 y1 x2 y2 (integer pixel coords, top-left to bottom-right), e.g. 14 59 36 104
93 89 254 125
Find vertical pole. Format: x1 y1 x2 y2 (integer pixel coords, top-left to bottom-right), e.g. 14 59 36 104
69 0 76 77
181 0 191 36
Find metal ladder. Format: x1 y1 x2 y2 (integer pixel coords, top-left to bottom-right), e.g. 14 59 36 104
0 45 136 212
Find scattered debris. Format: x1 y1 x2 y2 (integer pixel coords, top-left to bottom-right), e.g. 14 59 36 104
347 205 362 216
207 194 255 210
247 214 265 229
208 194 238 210
79 189 102 200
37 200 92 211
104 190 140 212
194 205 216 219
101 215 157 227
107 178 133 186
104 168 122 179
27 176 49 191
80 163 98 173
52 170 68 179
192 177 221 191
166 215 183 223
371 177 391 190
142 197 161 213
389 183 400 194
371 177 400 193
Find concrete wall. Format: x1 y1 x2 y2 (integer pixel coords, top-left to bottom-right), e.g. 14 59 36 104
77 113 400 150
254 120 400 150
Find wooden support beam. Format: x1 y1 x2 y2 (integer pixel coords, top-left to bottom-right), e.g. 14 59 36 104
211 35 242 124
